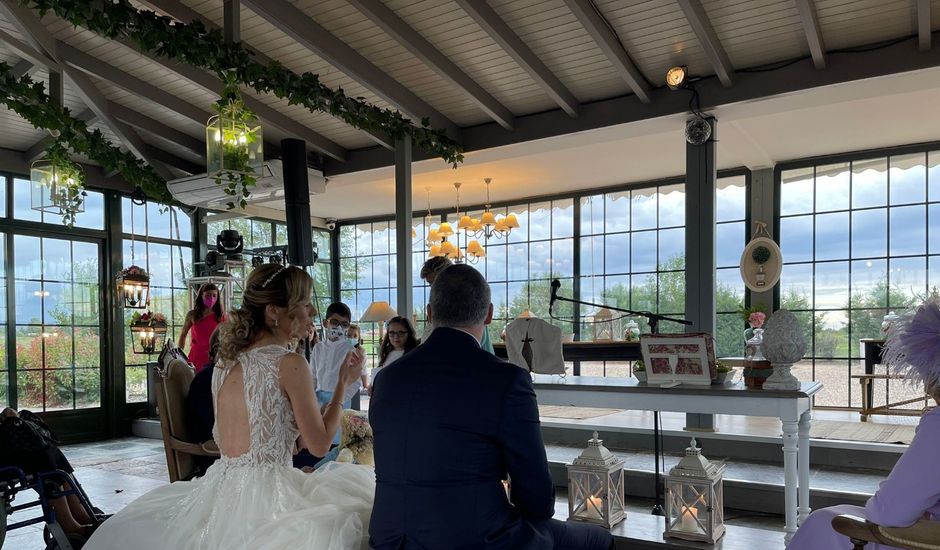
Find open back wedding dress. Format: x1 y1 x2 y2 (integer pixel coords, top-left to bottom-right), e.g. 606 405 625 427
86 345 375 550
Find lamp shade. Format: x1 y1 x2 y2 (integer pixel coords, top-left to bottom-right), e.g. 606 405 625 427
438 222 454 237
480 210 497 227
427 229 443 245
429 244 443 257
360 301 398 323
466 240 486 257
440 240 457 256
457 215 475 230
504 213 520 229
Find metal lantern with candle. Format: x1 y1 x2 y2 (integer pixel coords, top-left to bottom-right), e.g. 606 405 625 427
206 92 263 181
129 311 168 355
116 265 151 309
566 431 626 529
664 438 726 544
591 308 615 341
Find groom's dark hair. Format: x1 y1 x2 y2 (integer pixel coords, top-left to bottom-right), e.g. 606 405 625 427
429 264 490 328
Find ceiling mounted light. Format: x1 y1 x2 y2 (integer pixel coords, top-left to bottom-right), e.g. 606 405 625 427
665 66 688 90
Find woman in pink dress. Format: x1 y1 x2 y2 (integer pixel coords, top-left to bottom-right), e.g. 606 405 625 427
178 284 225 372
788 302 940 550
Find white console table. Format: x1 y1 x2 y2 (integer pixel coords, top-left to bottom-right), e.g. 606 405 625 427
532 376 823 544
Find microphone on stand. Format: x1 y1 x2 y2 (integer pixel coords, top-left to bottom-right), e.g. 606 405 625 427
549 279 561 315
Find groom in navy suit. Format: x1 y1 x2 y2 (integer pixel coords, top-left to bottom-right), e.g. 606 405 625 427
369 264 613 550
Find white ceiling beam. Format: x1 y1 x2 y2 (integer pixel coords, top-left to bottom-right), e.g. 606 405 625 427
455 0 579 118
135 0 393 152
110 39 348 161
240 0 461 140
0 0 183 179
11 59 33 78
108 102 204 159
793 0 827 69
0 26 57 69
64 68 176 180
562 0 651 103
917 0 931 52
143 144 202 175
346 0 516 130
676 0 734 87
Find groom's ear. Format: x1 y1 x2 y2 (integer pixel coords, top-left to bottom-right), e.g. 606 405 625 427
426 304 433 323
484 303 493 325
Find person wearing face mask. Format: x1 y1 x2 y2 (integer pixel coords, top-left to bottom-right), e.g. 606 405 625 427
178 283 225 373
308 303 368 443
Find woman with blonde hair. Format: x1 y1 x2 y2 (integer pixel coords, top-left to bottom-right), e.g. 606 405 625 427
87 264 376 549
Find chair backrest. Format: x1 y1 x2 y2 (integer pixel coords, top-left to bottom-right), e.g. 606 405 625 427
154 357 196 482
880 519 940 550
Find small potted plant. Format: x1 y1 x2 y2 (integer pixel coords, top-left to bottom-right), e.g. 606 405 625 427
633 360 647 383
752 245 772 287
713 361 732 385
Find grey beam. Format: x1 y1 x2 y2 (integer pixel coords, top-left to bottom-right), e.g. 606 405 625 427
25 109 98 163
454 0 580 118
323 36 940 176
562 0 651 103
64 68 176 180
143 144 202 175
108 102 205 159
57 42 210 124
0 27 58 70
223 0 239 44
110 39 349 160
394 135 413 318
0 0 55 58
11 59 34 78
918 0 931 52
241 0 461 139
136 0 392 151
793 0 827 69
347 0 515 130
676 0 734 87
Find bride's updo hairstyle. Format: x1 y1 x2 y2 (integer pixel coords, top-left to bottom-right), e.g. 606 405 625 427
217 264 313 365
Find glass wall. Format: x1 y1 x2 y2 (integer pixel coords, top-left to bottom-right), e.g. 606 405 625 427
779 151 938 408
340 175 747 377
338 222 396 370
122 199 193 403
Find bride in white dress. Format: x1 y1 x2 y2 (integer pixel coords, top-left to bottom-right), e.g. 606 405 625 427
87 264 375 550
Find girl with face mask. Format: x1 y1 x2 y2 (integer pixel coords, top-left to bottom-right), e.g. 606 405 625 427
178 283 225 373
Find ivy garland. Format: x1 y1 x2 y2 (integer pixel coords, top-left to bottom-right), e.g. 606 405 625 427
21 0 465 168
0 63 173 205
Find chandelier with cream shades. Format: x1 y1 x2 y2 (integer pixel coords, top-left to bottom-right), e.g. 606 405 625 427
465 178 519 240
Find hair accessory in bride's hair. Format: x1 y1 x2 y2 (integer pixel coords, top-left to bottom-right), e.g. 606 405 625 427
883 298 940 389
261 267 287 289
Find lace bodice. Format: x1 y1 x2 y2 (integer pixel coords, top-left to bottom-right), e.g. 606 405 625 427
211 345 299 467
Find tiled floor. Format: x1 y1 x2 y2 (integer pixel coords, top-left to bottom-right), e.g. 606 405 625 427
3 439 168 550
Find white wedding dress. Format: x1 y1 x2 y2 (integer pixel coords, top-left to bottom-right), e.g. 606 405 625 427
86 345 375 550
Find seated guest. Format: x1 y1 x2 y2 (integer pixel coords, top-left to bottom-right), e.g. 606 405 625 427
419 256 495 354
369 265 613 550
788 300 940 550
369 316 418 395
184 327 222 475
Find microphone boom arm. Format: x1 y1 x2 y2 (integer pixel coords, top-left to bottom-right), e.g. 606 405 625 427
549 279 692 334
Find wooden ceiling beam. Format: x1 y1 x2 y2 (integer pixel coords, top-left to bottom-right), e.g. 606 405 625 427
676 0 734 87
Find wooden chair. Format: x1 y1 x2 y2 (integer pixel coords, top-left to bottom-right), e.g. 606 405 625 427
154 349 220 482
832 514 940 550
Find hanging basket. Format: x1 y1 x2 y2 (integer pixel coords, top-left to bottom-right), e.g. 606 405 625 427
129 312 167 355
30 157 85 214
206 111 264 178
116 266 151 309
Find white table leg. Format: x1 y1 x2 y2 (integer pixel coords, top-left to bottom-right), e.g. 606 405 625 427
782 420 799 544
798 411 812 526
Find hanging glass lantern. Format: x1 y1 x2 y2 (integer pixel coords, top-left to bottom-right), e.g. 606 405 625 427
116 265 151 309
206 95 264 179
566 431 626 529
664 438 726 544
31 153 85 215
592 308 614 341
129 311 168 355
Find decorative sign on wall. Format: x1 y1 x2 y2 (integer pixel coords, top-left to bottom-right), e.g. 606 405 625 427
740 222 782 292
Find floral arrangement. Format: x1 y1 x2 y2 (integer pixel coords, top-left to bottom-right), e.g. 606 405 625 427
751 245 772 264
118 265 149 279
129 311 166 327
737 304 766 324
633 360 646 372
748 311 766 329
313 410 374 469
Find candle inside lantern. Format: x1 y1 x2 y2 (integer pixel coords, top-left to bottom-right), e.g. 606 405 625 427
678 505 703 533
585 495 604 520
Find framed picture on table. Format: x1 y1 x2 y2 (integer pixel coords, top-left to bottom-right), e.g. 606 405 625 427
640 333 717 386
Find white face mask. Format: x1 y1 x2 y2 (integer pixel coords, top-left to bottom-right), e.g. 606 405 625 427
326 326 345 342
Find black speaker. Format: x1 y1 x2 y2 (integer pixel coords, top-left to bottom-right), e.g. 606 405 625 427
281 138 315 266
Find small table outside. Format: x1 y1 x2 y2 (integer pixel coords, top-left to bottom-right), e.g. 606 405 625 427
851 373 934 421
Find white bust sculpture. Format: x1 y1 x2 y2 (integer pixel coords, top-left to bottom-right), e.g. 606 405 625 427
761 309 806 391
